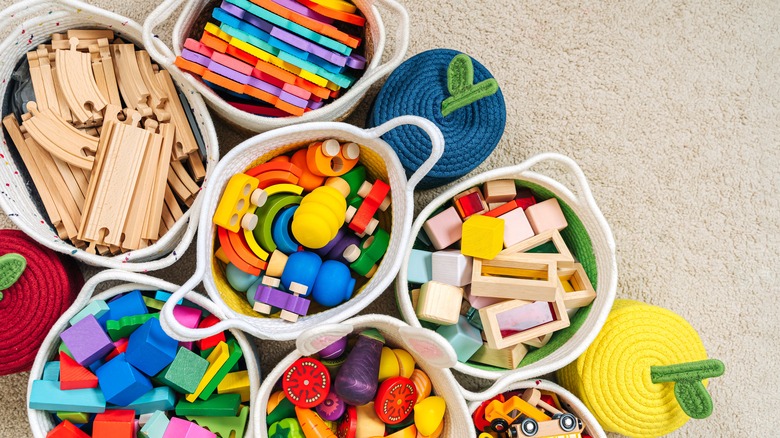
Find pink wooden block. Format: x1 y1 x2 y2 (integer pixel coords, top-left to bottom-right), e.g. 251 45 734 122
465 287 504 310
164 418 216 438
496 301 554 336
423 207 463 250
173 305 202 350
524 198 568 234
499 208 535 248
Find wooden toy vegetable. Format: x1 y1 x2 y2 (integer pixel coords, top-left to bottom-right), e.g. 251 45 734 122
333 329 384 405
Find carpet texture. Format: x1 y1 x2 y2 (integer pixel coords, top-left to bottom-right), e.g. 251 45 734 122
0 0 778 436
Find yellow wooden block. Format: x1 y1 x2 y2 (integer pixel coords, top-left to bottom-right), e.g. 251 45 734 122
217 370 250 402
461 215 504 260
213 173 260 232
186 341 230 402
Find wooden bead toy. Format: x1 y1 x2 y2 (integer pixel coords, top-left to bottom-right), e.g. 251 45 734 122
292 186 347 248
311 260 355 307
422 207 463 250
415 281 464 326
524 198 568 234
498 207 535 248
345 228 390 277
307 139 360 176
407 249 433 284
346 179 390 235
460 214 504 260
453 187 488 219
431 250 473 287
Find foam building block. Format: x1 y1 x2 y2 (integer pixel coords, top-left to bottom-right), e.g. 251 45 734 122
93 409 135 438
415 281 464 326
43 361 61 381
483 180 517 204
106 290 148 321
123 386 176 414
460 215 504 260
157 347 210 394
69 300 110 325
46 420 90 438
60 351 98 390
95 353 153 406
407 249 433 284
139 411 169 438
422 207 462 250
498 207 535 248
435 316 483 362
175 393 241 417
186 405 249 438
431 250 473 287
173 305 202 351
524 198 567 234
217 370 250 402
163 417 217 438
126 318 179 376
29 379 106 413
60 314 115 366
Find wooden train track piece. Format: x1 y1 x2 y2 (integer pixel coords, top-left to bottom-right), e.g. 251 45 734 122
96 39 121 106
50 66 75 122
67 29 114 41
187 150 207 183
111 43 153 117
164 183 184 221
136 50 171 121
26 50 49 110
22 102 98 170
156 69 199 158
122 119 164 250
143 123 176 241
34 47 62 115
55 38 108 124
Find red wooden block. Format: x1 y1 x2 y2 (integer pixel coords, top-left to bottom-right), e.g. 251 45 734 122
104 337 129 361
196 315 226 351
47 420 90 438
349 180 390 234
59 351 98 390
227 101 289 117
515 188 537 210
245 161 303 179
453 188 488 219
483 199 519 218
93 409 135 438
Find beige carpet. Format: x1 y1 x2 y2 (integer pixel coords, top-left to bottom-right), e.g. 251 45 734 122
1 0 778 436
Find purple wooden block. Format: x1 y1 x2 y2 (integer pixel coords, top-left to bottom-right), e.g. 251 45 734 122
181 48 211 67
60 314 115 366
220 0 245 18
271 0 334 24
254 286 310 315
208 61 250 85
346 54 366 70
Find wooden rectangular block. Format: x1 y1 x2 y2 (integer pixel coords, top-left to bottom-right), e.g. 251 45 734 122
415 281 464 326
483 179 517 203
422 206 462 250
498 207 535 248
479 288 570 349
500 229 574 262
558 261 596 309
524 198 568 234
522 333 553 349
471 254 558 302
469 342 528 369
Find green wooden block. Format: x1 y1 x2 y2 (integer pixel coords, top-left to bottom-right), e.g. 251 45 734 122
157 347 209 394
56 411 89 424
58 342 72 358
175 393 241 417
187 405 249 438
106 313 160 341
200 346 214 359
198 339 243 400
142 296 167 311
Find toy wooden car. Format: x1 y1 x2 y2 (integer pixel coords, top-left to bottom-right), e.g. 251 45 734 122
508 413 583 437
484 395 584 437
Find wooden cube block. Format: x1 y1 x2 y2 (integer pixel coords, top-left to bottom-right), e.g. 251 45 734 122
431 250 473 287
479 289 570 349
558 261 596 309
453 187 488 219
461 215 504 260
93 409 135 438
500 229 574 262
422 207 463 250
524 198 568 234
436 316 483 362
157 347 209 394
469 342 528 369
60 314 115 366
415 281 464 326
483 180 517 204
407 249 433 284
471 254 559 302
498 208 535 248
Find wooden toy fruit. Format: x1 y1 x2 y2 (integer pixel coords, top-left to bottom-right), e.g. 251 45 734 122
283 358 331 408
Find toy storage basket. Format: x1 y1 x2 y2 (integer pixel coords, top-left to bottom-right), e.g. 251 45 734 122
157 115 443 342
396 153 617 381
255 314 474 437
26 269 261 438
143 0 410 132
464 377 606 438
0 0 218 271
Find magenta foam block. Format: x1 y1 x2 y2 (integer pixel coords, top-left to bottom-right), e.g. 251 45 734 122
173 305 202 351
60 314 115 366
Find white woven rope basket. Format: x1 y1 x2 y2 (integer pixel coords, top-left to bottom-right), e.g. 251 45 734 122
0 0 218 271
396 153 618 383
157 115 444 342
26 269 261 437
143 0 409 133
255 314 475 437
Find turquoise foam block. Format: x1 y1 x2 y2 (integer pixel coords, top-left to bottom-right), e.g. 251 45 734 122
120 386 176 414
69 300 109 326
42 361 60 381
407 249 433 284
154 290 183 305
436 316 483 363
29 380 106 413
140 410 170 438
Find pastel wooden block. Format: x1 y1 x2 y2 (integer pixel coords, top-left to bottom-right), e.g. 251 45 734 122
461 215 504 260
69 300 110 325
469 342 528 369
524 198 568 234
465 287 504 310
558 261 596 309
453 187 488 219
435 316 483 362
500 229 574 262
422 207 462 250
479 289 570 349
139 410 169 438
60 314 115 366
483 179 517 204
522 333 553 349
471 255 559 301
415 281 464 326
29 379 106 413
498 208 535 248
407 249 433 284
431 250 473 287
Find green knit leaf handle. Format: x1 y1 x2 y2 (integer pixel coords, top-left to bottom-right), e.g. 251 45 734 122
0 253 26 300
441 54 499 117
651 358 725 419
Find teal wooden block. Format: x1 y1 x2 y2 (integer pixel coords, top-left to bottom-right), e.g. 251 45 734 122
175 393 241 417
154 290 183 305
466 307 483 330
29 380 106 413
139 410 169 438
407 249 433 284
436 316 483 362
121 386 176 414
43 361 60 381
69 300 110 326
157 347 209 394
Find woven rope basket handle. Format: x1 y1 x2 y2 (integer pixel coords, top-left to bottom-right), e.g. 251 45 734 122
0 0 79 33
159 116 445 342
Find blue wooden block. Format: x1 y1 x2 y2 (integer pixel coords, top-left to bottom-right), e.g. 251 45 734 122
139 410 169 438
436 316 483 363
407 249 433 284
43 361 60 381
60 314 115 366
88 359 105 373
126 318 178 376
154 290 183 305
95 353 153 406
120 387 176 414
69 300 110 326
107 290 148 321
29 380 106 413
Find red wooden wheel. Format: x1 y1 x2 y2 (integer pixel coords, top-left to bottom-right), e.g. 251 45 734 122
336 405 357 438
374 376 417 424
282 358 330 408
